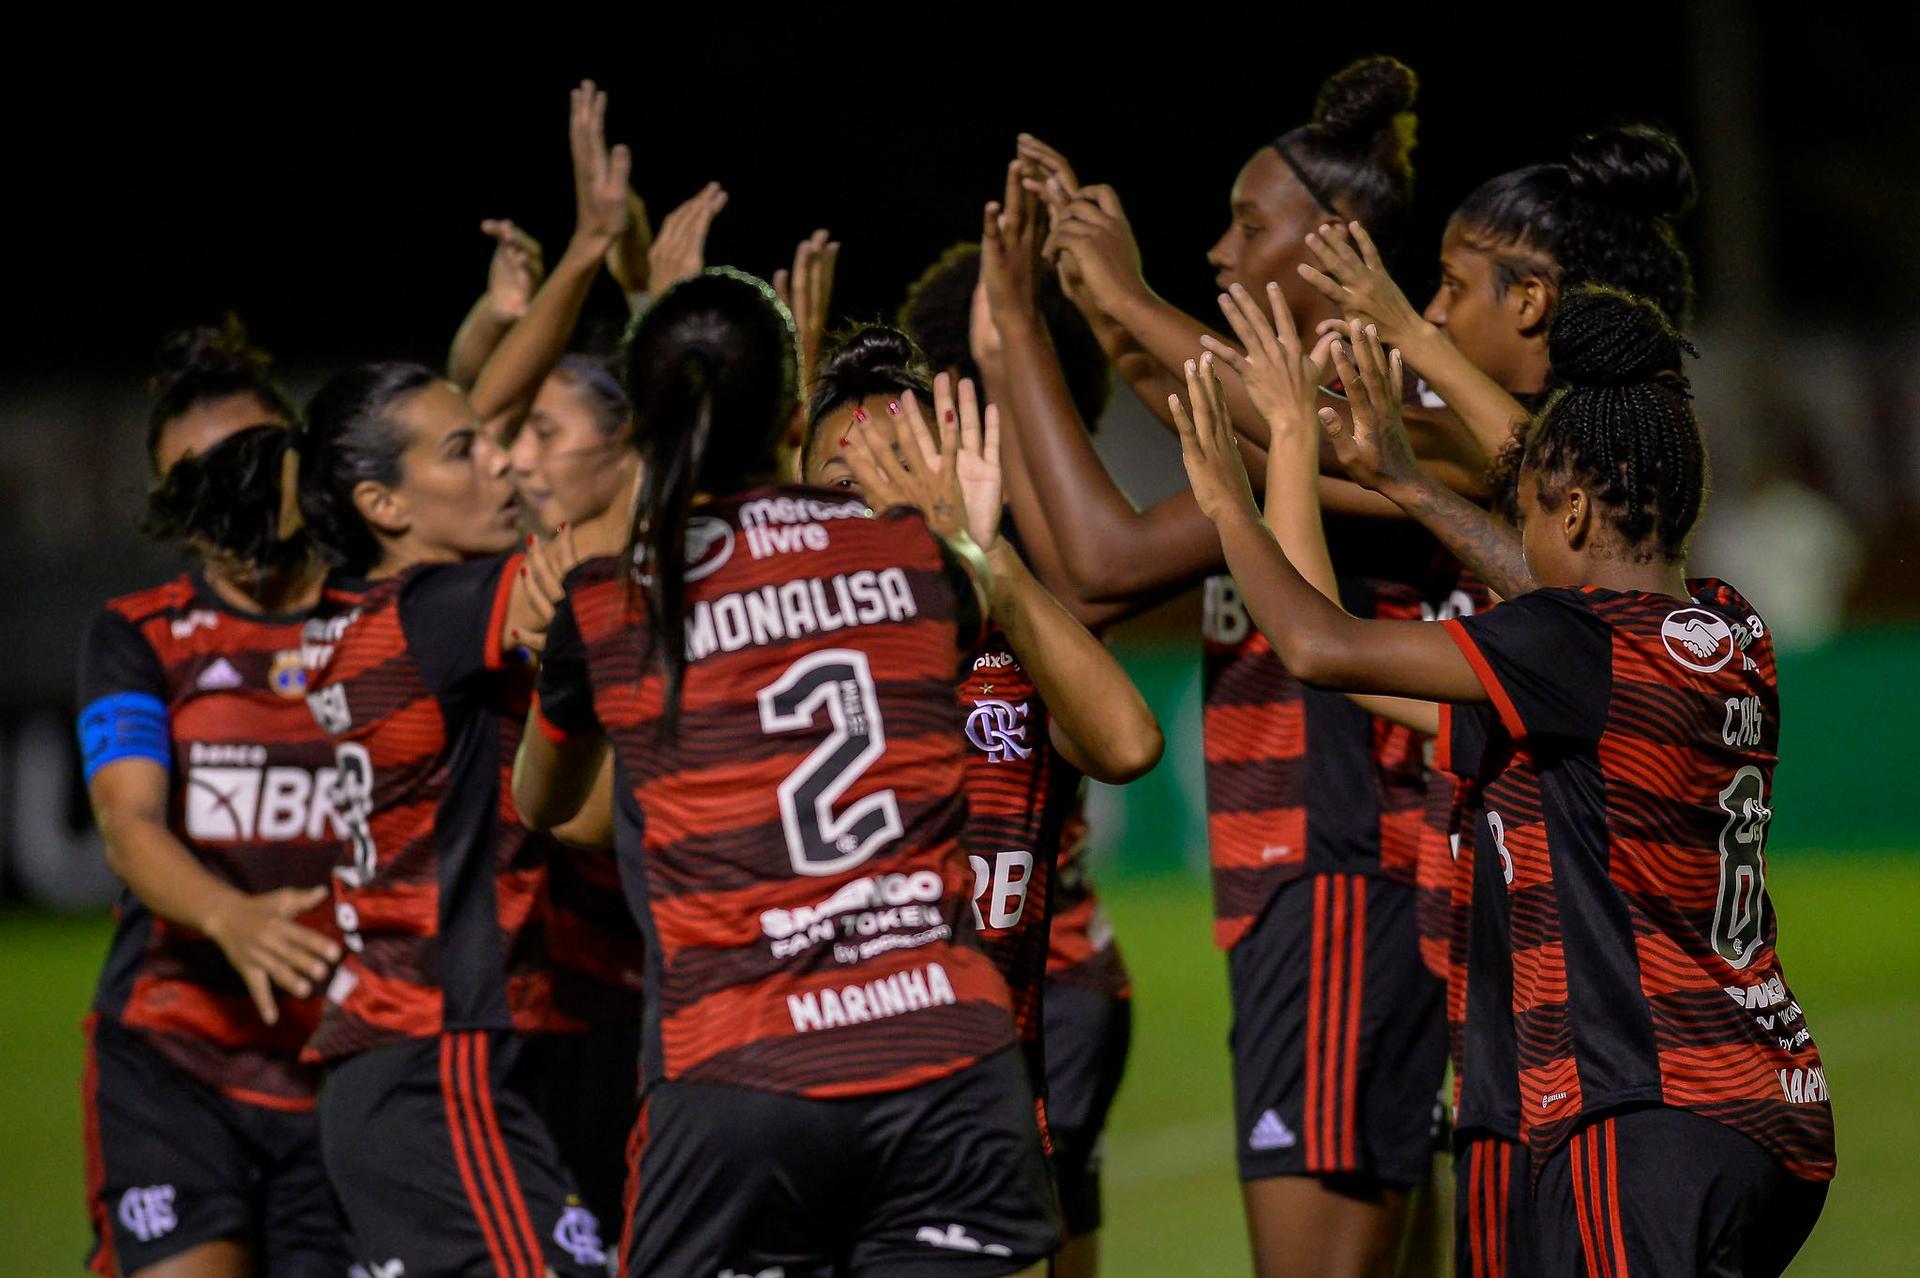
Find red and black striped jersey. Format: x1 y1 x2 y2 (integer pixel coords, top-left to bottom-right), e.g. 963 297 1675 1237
1434 701 1521 1142
1045 796 1130 997
1443 580 1834 1181
1416 571 1496 982
544 841 646 1028
303 555 565 1060
1201 532 1463 949
76 572 360 1109
958 629 1082 1076
535 486 1017 1099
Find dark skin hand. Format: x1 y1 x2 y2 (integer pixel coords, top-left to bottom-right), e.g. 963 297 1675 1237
1174 322 1489 702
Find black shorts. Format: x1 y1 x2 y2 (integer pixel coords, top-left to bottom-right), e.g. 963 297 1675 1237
530 1020 643 1238
81 1013 348 1278
1453 1132 1544 1278
1534 1106 1828 1278
621 1047 1060 1277
319 1029 609 1277
1041 982 1131 1237
1227 872 1445 1187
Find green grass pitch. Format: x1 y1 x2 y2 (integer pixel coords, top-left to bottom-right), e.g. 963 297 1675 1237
3 852 1913 1274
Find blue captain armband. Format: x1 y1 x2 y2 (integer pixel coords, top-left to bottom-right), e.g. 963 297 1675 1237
77 692 172 782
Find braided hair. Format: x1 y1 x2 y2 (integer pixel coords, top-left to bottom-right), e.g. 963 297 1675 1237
1521 286 1707 563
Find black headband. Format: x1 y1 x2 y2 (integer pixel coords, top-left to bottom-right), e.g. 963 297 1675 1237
1272 139 1340 218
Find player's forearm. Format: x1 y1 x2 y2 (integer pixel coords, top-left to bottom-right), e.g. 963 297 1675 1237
983 541 1162 784
96 805 248 935
511 719 603 832
469 236 606 432
1399 321 1535 462
998 312 1219 600
990 406 1133 631
1104 289 1278 448
448 296 516 390
1384 472 1535 601
550 752 616 851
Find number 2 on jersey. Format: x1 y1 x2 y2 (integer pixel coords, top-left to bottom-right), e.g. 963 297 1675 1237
758 649 904 876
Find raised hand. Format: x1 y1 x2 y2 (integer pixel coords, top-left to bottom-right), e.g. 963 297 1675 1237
1042 184 1148 314
1171 352 1258 527
946 375 1004 550
568 80 632 251
605 188 653 297
1200 281 1336 447
505 522 584 656
648 183 728 297
981 160 1043 318
1298 221 1426 348
1015 133 1083 209
772 228 840 387
478 219 545 321
1320 320 1422 495
844 376 1002 549
203 884 340 1026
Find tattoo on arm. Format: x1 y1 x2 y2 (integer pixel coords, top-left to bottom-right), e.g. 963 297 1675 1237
1402 479 1536 599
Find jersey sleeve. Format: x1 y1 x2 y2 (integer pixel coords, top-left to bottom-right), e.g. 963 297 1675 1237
1435 702 1495 779
532 592 600 742
399 553 525 698
1441 590 1611 747
76 608 172 782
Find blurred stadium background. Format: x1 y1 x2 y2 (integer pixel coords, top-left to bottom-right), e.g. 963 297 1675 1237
4 9 1916 1272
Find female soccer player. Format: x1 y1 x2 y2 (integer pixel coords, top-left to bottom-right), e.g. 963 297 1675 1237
900 248 1139 1278
513 269 1060 1278
289 80 639 1277
983 67 1463 1271
77 322 348 1278
1287 124 1699 1277
1178 291 1835 1278
797 329 1161 1215
296 356 610 1277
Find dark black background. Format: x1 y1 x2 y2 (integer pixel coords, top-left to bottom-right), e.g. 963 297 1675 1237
7 9 1911 391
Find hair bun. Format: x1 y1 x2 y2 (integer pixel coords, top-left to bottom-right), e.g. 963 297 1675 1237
816 326 920 380
1313 56 1418 151
1566 125 1697 221
1549 285 1693 388
151 315 273 400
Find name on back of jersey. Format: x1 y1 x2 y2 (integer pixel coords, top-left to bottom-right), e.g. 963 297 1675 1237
685 567 918 663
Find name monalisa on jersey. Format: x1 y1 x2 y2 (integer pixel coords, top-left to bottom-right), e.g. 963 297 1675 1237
685 566 921 662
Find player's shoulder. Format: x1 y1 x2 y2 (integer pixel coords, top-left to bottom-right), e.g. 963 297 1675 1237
102 573 200 629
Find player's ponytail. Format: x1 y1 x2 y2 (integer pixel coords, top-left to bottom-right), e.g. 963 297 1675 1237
1272 56 1420 250
621 269 800 736
1452 124 1697 324
1523 286 1707 562
297 361 438 577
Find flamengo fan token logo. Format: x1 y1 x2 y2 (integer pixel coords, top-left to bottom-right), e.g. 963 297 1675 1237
684 515 735 581
1661 607 1735 674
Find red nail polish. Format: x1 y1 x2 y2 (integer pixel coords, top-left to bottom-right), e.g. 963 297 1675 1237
852 407 868 423
887 401 900 416
943 409 956 423
839 435 853 447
